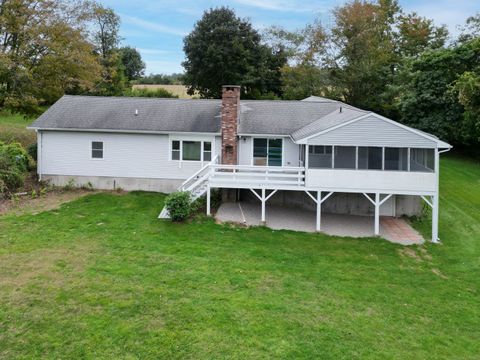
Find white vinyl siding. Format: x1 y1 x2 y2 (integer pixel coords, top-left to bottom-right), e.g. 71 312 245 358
307 115 437 148
40 131 216 180
238 136 300 166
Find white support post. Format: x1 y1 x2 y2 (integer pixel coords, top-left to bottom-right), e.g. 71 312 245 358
432 148 440 243
374 192 380 236
432 195 439 243
206 186 211 216
261 188 266 224
316 191 321 232
305 145 309 169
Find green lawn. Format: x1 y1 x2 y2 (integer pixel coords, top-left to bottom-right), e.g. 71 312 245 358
0 156 479 359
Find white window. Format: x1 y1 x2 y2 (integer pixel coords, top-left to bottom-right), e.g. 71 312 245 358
91 141 103 159
182 141 201 161
171 140 212 162
253 138 283 166
172 141 180 160
203 142 212 161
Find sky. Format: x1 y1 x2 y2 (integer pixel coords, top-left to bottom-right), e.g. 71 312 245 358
99 0 479 75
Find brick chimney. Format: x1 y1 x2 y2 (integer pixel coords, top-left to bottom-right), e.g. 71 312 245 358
221 85 241 165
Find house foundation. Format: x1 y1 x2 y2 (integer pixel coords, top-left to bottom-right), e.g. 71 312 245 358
42 175 183 193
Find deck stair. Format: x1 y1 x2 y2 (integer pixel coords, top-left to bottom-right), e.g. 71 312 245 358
158 156 218 219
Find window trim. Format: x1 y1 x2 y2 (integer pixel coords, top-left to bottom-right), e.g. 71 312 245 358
251 137 284 167
170 139 213 163
91 141 104 160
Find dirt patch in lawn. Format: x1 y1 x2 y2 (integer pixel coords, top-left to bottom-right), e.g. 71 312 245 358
0 189 98 217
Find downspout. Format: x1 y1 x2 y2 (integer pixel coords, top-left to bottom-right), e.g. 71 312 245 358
37 130 42 181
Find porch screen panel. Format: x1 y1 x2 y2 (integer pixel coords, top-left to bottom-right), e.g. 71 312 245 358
253 138 268 166
182 141 201 161
268 139 282 166
410 148 434 172
358 147 382 170
308 145 332 168
385 148 408 171
334 146 356 169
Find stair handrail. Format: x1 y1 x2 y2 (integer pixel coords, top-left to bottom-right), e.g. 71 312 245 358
179 155 219 191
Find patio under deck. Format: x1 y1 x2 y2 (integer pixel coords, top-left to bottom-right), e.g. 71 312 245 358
216 202 424 245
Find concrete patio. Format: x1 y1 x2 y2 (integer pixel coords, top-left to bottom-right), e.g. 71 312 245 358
216 202 424 245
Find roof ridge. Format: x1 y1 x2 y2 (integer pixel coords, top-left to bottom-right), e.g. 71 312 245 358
60 94 221 102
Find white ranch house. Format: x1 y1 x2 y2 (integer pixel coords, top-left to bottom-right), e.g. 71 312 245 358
29 86 451 242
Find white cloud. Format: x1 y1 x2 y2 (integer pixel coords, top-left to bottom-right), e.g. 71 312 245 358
121 15 188 37
233 0 326 13
137 48 171 55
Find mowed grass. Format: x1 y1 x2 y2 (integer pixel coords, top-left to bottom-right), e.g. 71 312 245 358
0 156 479 359
0 111 36 147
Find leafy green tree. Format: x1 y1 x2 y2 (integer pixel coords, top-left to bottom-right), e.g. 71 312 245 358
328 0 399 111
0 0 101 114
395 12 448 57
399 38 480 147
453 71 480 145
119 47 145 81
89 4 126 95
182 7 286 98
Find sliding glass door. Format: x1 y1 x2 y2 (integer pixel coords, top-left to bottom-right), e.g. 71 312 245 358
253 138 283 166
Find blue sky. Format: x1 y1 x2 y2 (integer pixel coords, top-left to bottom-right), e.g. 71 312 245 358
100 0 479 74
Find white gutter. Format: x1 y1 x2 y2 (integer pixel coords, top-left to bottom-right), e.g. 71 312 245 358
26 127 221 136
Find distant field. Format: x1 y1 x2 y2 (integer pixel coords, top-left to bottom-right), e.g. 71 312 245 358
132 84 198 99
0 112 36 147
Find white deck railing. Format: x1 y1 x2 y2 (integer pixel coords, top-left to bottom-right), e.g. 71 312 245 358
179 155 219 192
209 164 305 187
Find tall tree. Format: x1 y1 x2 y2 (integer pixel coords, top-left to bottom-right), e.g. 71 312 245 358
182 7 286 98
119 47 145 81
90 4 126 95
91 5 120 59
0 0 101 114
329 0 399 110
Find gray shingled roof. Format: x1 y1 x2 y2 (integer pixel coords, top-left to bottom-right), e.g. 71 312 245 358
29 95 223 133
291 107 368 141
238 100 338 135
29 94 366 137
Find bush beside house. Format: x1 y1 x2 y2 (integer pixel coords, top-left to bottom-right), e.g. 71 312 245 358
0 142 34 197
164 191 192 221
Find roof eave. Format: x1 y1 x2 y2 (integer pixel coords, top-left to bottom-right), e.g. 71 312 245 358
29 127 221 136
